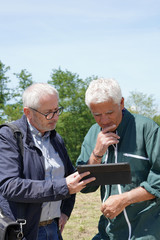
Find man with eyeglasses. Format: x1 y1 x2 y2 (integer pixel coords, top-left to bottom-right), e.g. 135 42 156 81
0 83 95 240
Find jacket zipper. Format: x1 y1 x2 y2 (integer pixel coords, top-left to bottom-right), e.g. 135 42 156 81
103 138 132 239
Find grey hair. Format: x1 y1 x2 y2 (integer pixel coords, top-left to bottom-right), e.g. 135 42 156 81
85 78 122 108
22 83 59 108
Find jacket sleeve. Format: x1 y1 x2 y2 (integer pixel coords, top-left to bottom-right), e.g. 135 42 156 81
0 127 70 203
140 126 160 198
61 193 75 218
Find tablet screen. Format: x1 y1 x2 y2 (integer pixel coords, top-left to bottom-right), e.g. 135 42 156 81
77 162 131 187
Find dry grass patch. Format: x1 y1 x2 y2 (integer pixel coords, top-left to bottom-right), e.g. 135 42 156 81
62 190 101 240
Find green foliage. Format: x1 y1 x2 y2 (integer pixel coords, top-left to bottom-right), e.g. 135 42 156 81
0 61 11 103
48 68 96 164
2 104 23 122
0 67 33 124
0 61 11 114
153 115 160 126
13 69 33 104
125 91 157 118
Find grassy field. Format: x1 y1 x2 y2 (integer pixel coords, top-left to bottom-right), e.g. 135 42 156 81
62 190 101 240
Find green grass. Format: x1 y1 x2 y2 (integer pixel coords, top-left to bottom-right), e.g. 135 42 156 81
62 190 101 240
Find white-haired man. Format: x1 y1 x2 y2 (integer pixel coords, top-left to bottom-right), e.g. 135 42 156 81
77 78 160 240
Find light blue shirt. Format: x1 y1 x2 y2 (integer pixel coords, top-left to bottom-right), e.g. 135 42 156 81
28 122 65 221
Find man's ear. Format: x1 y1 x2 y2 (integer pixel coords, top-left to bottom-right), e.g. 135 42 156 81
24 107 31 119
120 97 124 109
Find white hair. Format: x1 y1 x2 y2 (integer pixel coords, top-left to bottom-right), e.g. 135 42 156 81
22 83 59 108
85 78 122 108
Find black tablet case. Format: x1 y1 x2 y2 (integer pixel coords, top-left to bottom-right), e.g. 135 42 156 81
77 162 131 187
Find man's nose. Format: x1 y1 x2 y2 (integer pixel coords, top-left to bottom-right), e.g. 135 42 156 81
100 114 110 123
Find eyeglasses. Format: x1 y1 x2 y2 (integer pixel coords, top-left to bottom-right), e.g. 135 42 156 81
29 106 63 120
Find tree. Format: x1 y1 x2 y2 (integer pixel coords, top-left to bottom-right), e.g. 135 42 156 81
0 61 12 123
13 69 33 104
125 91 157 118
3 69 33 122
48 68 96 164
0 61 11 104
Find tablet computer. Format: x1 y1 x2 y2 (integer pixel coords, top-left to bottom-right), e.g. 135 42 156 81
77 162 131 187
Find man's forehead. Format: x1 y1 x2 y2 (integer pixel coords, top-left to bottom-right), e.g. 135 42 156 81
90 100 118 111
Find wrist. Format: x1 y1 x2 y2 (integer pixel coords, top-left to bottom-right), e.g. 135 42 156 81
90 150 104 164
92 150 104 159
121 191 132 207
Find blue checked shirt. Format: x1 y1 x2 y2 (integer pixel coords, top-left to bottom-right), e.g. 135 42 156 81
28 122 65 221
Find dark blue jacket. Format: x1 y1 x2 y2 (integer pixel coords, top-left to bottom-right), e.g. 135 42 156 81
0 115 75 240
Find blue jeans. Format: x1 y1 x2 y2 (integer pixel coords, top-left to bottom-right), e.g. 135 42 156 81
37 220 62 240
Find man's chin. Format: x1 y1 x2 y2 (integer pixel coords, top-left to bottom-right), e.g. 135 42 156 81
48 123 56 131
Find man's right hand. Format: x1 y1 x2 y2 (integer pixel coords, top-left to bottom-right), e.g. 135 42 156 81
88 124 120 164
66 171 95 194
93 124 120 157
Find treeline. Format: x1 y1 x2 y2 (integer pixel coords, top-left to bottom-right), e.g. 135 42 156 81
0 60 160 164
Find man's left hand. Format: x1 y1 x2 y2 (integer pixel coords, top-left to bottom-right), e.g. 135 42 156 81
59 213 69 233
101 187 156 219
101 194 128 219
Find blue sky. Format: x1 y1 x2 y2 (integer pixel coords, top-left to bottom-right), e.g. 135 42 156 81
0 0 160 110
